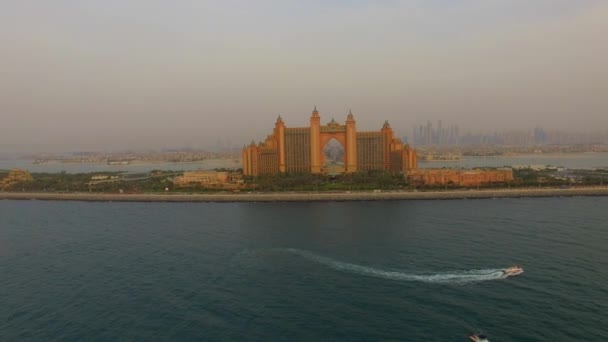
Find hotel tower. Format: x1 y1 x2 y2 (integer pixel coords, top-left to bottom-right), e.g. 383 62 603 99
242 107 417 176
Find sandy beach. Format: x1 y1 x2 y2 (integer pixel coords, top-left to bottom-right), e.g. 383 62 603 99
2 187 608 203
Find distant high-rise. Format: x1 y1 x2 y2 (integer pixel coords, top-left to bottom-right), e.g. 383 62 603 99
534 127 547 144
412 120 461 146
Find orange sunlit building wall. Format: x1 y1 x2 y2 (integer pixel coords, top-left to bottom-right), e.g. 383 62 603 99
242 107 417 176
407 169 514 187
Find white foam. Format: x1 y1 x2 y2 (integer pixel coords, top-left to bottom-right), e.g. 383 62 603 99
284 248 508 284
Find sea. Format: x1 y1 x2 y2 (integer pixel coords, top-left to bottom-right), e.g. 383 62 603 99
1 197 607 341
0 158 241 174
1 153 608 173
419 152 608 169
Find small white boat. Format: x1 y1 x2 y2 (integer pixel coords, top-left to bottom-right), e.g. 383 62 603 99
469 333 490 342
502 265 524 277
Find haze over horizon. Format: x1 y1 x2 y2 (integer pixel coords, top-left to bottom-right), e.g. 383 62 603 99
1 1 607 153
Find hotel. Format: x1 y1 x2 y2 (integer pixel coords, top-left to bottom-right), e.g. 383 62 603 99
242 107 418 176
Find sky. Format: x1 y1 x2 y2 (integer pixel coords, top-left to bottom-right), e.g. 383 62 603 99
1 0 607 153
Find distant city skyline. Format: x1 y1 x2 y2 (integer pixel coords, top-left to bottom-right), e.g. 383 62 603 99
410 120 608 146
2 118 608 156
1 1 607 153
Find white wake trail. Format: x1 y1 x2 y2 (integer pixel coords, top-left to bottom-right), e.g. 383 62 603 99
284 248 507 284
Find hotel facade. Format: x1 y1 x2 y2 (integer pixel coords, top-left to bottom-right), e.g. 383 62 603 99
242 107 418 176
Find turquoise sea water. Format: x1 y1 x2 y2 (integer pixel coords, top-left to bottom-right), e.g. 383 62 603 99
1 152 608 173
0 158 240 174
1 198 607 341
419 152 608 169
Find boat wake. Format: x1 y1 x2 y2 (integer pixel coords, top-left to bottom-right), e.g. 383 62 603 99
283 248 508 284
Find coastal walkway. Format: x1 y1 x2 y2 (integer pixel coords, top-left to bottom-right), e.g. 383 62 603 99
2 187 608 202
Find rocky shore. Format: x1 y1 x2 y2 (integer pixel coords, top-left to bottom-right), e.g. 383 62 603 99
2 187 608 203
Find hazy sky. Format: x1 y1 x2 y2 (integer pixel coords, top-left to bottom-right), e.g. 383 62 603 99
1 0 607 152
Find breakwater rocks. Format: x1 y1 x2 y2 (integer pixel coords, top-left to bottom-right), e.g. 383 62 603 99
2 187 608 203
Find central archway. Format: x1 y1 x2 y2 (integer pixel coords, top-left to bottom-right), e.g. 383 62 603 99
308 115 357 174
322 137 345 174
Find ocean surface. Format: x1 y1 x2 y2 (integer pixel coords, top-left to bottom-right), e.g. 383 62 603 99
0 158 240 174
1 198 607 341
1 152 608 173
419 152 608 169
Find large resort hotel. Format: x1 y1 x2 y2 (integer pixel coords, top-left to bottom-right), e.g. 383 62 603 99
242 107 418 176
241 107 513 187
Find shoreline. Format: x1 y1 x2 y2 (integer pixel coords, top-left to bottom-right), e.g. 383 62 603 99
2 187 608 203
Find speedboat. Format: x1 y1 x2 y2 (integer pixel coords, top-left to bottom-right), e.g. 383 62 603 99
469 333 490 342
502 265 524 276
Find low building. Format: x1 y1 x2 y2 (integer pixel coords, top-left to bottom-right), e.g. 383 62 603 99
172 171 244 189
0 169 34 189
90 175 119 180
408 168 513 187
